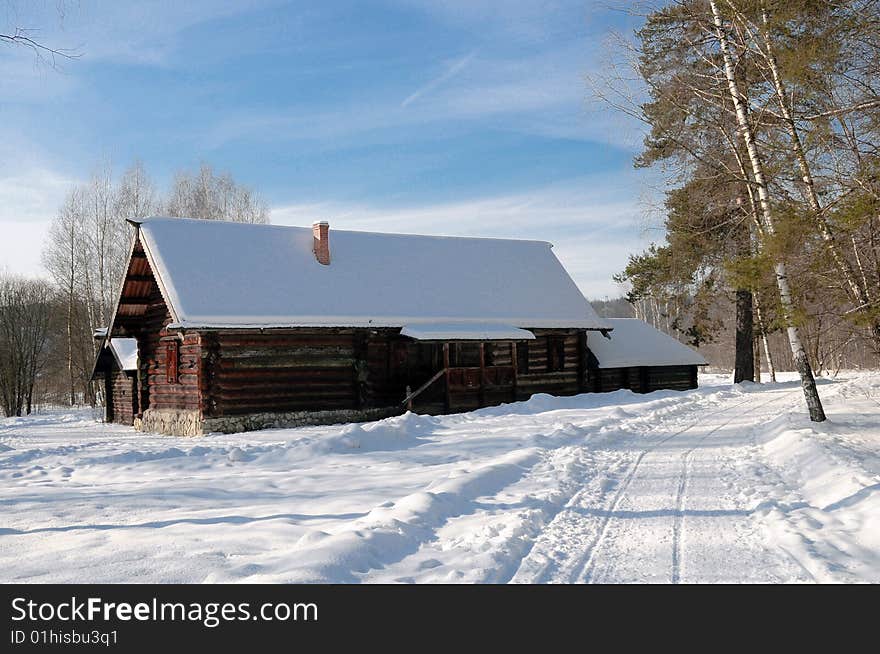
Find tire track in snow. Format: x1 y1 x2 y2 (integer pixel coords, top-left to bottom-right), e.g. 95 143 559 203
513 386 799 584
369 391 741 584
669 390 798 584
504 393 733 584
513 391 771 583
443 393 724 584
575 392 794 584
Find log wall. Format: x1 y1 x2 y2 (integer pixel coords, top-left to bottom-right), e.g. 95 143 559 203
108 371 137 425
200 330 366 417
591 364 698 393
131 310 700 423
513 329 584 401
645 365 698 392
194 328 592 418
135 288 201 414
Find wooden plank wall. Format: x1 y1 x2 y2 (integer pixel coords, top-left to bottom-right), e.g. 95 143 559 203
202 330 362 416
109 371 137 425
364 339 396 408
364 333 441 410
131 312 699 419
592 365 697 393
645 365 697 391
594 367 626 393
514 329 583 400
196 329 591 418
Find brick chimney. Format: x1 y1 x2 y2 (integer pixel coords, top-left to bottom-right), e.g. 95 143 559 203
312 221 330 265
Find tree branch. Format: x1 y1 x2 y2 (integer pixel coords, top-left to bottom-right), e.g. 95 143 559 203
0 27 81 69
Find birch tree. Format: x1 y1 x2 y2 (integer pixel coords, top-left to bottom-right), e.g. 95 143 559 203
42 188 85 405
607 0 829 418
709 0 825 419
720 0 880 351
41 163 154 405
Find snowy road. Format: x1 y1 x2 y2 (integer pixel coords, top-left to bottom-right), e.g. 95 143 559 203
510 386 804 583
1 373 878 583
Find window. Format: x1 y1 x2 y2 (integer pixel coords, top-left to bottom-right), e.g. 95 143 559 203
547 337 566 372
165 341 179 384
516 341 529 374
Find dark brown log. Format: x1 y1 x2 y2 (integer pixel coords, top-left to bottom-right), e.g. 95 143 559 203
218 356 354 369
734 289 755 383
443 343 450 412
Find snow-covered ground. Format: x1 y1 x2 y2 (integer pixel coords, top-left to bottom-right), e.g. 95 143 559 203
1 372 878 583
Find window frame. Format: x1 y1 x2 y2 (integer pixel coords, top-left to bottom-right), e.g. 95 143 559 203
516 341 529 374
547 336 566 373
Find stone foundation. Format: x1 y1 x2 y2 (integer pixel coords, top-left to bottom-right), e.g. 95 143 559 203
201 407 400 434
137 406 400 436
139 409 204 437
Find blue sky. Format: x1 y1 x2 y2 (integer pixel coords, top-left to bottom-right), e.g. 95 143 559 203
0 0 660 298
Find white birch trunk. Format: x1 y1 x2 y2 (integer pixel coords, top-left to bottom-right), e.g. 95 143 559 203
756 6 880 351
710 0 825 420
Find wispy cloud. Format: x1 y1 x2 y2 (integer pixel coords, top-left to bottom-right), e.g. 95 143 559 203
393 0 588 44
0 52 80 103
204 41 644 152
401 51 476 107
0 0 655 288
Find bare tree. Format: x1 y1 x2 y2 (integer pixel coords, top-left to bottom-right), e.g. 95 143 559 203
116 160 159 221
0 273 54 416
41 159 271 407
165 163 270 223
42 188 84 405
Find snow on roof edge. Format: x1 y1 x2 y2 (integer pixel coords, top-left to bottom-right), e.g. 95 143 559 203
589 318 707 368
166 317 613 330
400 323 536 340
138 224 182 324
109 338 138 371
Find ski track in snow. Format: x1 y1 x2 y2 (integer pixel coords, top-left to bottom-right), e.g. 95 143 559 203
1 373 878 583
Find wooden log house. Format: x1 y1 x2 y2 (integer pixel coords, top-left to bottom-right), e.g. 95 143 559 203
91 217 705 436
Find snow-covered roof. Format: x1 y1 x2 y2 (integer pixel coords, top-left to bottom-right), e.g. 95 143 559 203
109 338 138 371
401 323 536 341
134 217 611 331
587 319 707 368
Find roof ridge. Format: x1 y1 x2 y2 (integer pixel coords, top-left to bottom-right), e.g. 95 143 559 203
135 216 553 247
